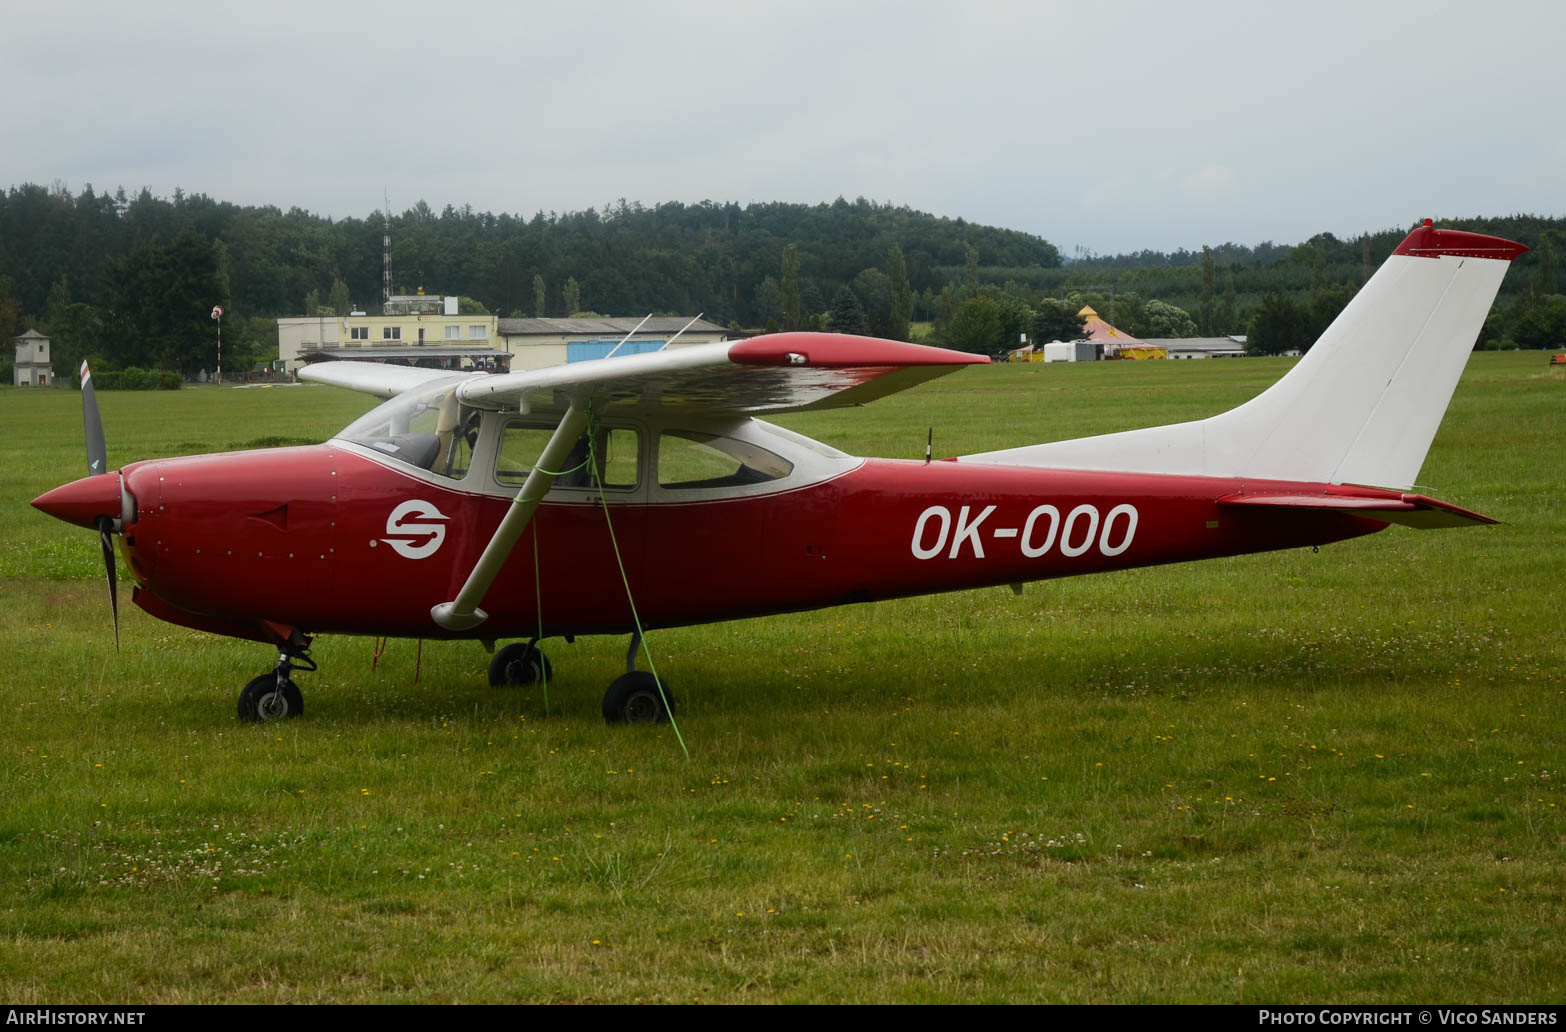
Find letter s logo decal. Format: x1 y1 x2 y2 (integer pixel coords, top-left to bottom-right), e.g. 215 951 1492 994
382 499 449 559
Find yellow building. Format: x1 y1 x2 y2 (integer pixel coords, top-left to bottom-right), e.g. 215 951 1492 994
277 298 501 373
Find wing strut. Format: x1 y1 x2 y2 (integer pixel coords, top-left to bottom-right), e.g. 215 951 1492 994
430 400 590 631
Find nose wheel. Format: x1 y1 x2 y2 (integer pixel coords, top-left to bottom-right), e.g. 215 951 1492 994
238 647 314 723
238 674 303 722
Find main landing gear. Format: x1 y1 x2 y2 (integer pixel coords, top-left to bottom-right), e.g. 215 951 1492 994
238 646 315 723
489 631 676 725
603 631 676 725
602 671 674 725
488 639 552 687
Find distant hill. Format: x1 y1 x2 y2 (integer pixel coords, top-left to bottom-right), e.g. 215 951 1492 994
0 185 1061 326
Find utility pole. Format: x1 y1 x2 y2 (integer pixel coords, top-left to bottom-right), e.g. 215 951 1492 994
211 305 224 385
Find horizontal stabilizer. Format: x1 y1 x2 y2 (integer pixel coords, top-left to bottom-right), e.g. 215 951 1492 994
1217 491 1497 529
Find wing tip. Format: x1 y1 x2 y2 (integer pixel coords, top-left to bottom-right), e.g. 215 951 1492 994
730 332 989 368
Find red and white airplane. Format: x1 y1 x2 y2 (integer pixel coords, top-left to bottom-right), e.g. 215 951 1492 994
32 220 1525 724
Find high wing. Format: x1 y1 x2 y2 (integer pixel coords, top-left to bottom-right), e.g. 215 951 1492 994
299 361 480 399
421 332 985 632
455 333 988 415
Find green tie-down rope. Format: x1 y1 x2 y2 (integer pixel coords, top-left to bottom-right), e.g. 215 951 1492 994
527 449 596 716
585 408 690 758
531 521 548 716
525 453 592 719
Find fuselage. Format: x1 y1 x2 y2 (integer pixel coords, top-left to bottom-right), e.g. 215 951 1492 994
105 406 1389 645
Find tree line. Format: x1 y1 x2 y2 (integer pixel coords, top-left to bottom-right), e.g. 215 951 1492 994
0 183 1061 378
2 181 1561 381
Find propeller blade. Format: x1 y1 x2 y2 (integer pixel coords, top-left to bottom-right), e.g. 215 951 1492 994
81 361 107 476
96 516 119 651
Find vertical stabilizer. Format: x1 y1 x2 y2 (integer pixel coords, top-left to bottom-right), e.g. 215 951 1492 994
965 222 1525 490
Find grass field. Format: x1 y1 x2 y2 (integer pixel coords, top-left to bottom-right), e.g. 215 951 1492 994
1 354 1562 1003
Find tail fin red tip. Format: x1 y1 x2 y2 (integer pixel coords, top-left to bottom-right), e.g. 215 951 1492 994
1393 224 1528 261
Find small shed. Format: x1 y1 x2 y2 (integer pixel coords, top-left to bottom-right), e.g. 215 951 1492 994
1043 340 1101 363
12 329 52 386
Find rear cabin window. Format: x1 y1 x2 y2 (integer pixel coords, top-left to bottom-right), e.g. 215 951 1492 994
496 424 639 490
657 431 793 490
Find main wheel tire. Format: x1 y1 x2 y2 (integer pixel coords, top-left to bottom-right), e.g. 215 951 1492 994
238 674 303 723
489 642 552 687
602 671 675 725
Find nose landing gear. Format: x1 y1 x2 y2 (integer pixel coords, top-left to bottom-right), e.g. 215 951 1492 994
238 645 315 723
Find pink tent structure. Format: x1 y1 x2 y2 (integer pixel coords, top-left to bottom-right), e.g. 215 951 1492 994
1078 305 1135 344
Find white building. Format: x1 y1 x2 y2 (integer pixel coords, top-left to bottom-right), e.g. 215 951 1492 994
1142 336 1249 360
12 329 51 386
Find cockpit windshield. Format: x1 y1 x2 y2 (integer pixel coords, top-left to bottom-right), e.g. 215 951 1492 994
336 376 479 480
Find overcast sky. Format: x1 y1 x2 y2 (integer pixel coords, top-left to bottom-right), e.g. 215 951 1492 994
4 0 1561 256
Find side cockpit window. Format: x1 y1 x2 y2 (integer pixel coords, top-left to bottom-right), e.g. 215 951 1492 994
496 423 640 490
338 379 477 481
657 430 793 490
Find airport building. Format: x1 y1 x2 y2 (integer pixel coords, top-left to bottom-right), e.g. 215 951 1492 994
277 295 501 374
279 305 728 375
497 316 730 369
1143 336 1249 359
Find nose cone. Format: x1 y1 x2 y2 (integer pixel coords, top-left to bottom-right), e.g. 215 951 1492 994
33 473 123 529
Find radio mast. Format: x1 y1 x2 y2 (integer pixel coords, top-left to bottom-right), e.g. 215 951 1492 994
382 189 392 314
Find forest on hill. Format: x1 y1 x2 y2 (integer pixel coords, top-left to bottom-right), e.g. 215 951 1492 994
1 181 1561 381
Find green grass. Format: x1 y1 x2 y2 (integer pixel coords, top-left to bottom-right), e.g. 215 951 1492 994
1 358 1563 1003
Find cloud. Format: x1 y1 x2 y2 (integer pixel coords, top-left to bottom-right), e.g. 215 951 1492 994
1180 165 1236 196
3 0 1564 254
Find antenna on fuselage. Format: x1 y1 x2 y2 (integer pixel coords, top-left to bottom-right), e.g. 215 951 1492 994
925 427 933 464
